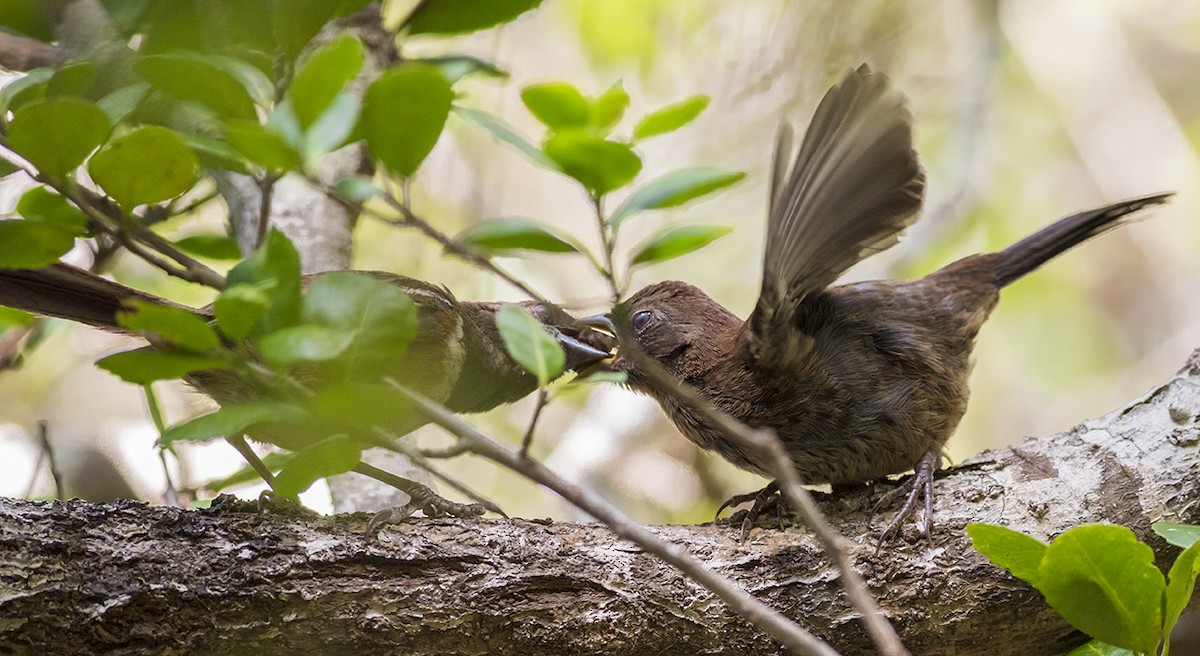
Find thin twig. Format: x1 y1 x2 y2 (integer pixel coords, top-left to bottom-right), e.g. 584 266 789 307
143 384 181 507
224 435 277 487
591 193 623 300
38 421 65 500
389 380 841 656
519 388 550 458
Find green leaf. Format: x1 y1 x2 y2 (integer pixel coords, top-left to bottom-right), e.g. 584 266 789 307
290 34 365 129
630 225 732 267
1065 641 1136 656
88 126 198 210
419 55 508 84
46 61 96 98
0 306 34 329
1036 524 1165 654
455 218 581 255
404 0 543 35
1153 522 1200 549
117 301 220 352
521 82 589 130
258 325 353 368
632 95 710 140
333 176 383 201
301 272 418 381
272 435 362 498
96 82 152 124
966 523 1049 585
135 53 267 119
589 80 629 133
361 65 453 177
610 168 746 227
224 119 302 173
0 222 77 269
206 451 292 491
310 382 416 432
175 235 243 261
454 106 555 169
0 68 51 115
1164 541 1200 655
213 283 272 341
97 346 228 385
7 98 110 179
0 1 54 41
178 132 252 174
302 92 361 160
227 230 302 335
543 131 641 194
495 304 564 387
159 402 310 447
17 187 88 232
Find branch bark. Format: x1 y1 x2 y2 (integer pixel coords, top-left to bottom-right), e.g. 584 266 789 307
3 349 1199 656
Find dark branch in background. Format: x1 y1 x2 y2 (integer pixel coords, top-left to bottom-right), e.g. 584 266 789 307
0 30 58 71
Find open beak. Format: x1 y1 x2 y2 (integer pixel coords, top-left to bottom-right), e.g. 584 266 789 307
554 330 613 371
576 314 617 337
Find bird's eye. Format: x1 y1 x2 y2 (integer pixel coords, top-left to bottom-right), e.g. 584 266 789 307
631 310 652 331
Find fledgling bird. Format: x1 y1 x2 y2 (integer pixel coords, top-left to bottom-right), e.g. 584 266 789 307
583 64 1172 541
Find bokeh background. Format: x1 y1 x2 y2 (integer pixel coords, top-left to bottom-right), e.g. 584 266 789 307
2 0 1198 524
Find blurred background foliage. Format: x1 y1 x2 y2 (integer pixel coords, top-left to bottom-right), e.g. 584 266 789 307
2 0 1198 525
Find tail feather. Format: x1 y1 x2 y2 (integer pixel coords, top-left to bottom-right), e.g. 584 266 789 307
993 193 1174 288
0 263 177 329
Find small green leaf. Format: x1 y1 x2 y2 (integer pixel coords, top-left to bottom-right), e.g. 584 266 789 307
302 92 361 160
310 382 416 432
454 106 555 169
362 64 453 176
633 95 710 141
404 0 543 35
1037 524 1165 655
117 301 220 352
1164 541 1200 654
1153 522 1200 549
496 303 564 387
966 523 1049 585
521 82 589 130
589 80 629 133
159 402 310 447
97 346 227 385
259 325 353 368
178 132 252 174
301 272 418 381
0 68 51 114
455 218 581 255
419 55 508 84
630 224 732 267
96 82 152 124
88 126 198 210
0 306 34 329
7 98 110 179
135 53 265 119
17 187 88 232
1065 641 1136 656
333 176 383 201
543 131 641 194
224 120 302 174
227 230 302 335
272 435 362 497
213 283 272 341
290 34 364 129
175 235 243 261
206 451 292 491
0 221 77 269
46 61 96 98
610 168 745 227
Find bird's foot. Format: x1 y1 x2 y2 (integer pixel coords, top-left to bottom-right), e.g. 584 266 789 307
870 450 940 550
366 482 487 535
717 481 784 541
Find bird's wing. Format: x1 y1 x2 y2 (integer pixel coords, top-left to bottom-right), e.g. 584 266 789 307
750 64 925 367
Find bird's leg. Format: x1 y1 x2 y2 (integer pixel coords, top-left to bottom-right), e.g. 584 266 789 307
716 481 782 541
360 463 488 535
872 449 940 548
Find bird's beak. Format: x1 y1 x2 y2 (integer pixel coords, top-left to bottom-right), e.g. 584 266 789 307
576 314 617 337
554 331 613 371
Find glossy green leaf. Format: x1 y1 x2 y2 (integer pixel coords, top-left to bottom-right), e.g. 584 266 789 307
17 187 88 232
362 65 453 176
300 272 418 381
7 98 110 178
310 382 416 432
1153 522 1200 549
521 82 589 130
302 92 360 159
46 61 96 98
543 131 641 194
159 402 310 447
175 235 243 261
404 0 543 35
455 218 581 255
224 120 302 173
633 95 710 140
630 225 732 267
610 168 746 227
272 435 362 497
0 68 51 114
227 230 302 335
213 283 272 341
117 301 220 352
966 523 1049 585
96 82 152 124
1037 524 1165 654
88 126 198 210
333 176 383 201
290 34 365 129
454 106 555 169
496 303 564 387
420 55 508 84
259 325 353 367
1065 641 1135 656
1164 542 1200 655
135 53 268 119
0 221 77 269
178 132 252 174
589 80 629 133
206 451 291 491
97 346 228 385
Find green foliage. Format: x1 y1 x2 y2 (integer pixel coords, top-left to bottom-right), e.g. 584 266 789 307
543 130 642 195
496 304 565 387
88 126 199 210
224 119 302 174
226 230 302 335
633 96 710 140
522 83 590 130
272 435 361 497
362 64 453 177
174 235 243 261
968 522 1200 655
631 225 733 267
455 218 582 255
17 187 89 232
403 0 544 35
7 98 111 179
159 402 310 447
299 272 418 381
610 168 746 227
289 34 365 129
0 221 79 269
97 346 228 385
117 301 220 352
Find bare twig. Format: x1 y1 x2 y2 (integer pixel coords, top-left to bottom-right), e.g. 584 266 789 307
591 193 623 300
38 421 65 500
519 388 550 458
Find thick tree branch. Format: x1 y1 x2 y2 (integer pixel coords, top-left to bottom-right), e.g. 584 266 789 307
2 349 1198 655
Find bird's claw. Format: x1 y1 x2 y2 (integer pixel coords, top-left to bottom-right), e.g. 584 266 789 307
365 482 487 536
871 450 939 550
717 481 784 541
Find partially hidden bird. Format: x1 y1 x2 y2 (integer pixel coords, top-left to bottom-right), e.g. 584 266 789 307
582 64 1172 542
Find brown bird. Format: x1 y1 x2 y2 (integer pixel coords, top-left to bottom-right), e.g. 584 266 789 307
583 64 1172 541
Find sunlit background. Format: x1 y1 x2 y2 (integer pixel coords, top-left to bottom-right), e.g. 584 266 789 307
2 0 1198 525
